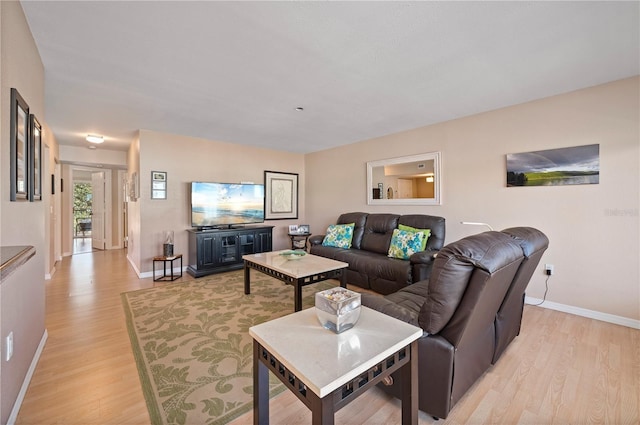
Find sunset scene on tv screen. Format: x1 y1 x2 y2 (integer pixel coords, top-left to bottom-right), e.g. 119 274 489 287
192 182 264 226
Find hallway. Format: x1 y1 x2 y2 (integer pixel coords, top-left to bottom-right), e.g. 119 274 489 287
15 249 188 424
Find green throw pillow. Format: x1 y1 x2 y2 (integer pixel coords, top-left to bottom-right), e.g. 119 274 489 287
398 224 431 251
388 228 426 260
322 223 355 249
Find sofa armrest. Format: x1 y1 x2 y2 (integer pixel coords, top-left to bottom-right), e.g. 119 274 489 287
410 249 438 264
309 235 324 246
410 249 439 282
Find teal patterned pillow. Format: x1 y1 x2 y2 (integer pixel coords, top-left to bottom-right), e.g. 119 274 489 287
388 228 426 260
322 223 355 249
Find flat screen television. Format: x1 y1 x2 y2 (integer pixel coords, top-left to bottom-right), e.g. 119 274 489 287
191 182 265 228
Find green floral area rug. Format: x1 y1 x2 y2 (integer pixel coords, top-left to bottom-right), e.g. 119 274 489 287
122 270 335 425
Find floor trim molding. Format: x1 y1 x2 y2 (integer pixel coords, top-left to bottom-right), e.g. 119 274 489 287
525 297 639 329
7 329 48 425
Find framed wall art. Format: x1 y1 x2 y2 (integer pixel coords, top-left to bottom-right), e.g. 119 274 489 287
10 88 30 201
506 144 600 187
151 171 167 199
29 115 42 201
264 170 298 220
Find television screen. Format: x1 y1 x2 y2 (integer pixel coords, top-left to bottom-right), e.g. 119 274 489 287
191 182 264 228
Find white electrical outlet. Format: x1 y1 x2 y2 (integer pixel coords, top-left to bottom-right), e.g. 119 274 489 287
6 332 14 361
545 264 554 275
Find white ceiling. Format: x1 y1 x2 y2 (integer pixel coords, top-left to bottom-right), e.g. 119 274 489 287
21 1 639 154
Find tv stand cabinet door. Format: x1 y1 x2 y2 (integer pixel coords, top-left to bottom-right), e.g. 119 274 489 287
197 234 217 269
254 228 272 253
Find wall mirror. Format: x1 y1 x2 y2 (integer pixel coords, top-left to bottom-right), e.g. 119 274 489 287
367 151 442 205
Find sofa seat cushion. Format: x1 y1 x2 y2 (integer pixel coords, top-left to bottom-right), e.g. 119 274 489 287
361 293 420 326
384 279 430 314
342 250 412 285
309 245 351 262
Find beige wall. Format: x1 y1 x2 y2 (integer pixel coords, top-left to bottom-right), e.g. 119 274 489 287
0 1 47 423
306 77 639 322
129 129 305 274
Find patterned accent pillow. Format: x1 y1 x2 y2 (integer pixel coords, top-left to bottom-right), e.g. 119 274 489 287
322 223 355 249
388 228 426 260
398 224 431 251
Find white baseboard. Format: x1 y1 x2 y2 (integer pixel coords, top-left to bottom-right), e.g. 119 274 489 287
7 329 48 425
44 266 57 281
127 254 142 278
525 296 640 329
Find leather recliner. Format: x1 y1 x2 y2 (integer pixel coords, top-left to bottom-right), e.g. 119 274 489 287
361 228 548 419
493 227 549 363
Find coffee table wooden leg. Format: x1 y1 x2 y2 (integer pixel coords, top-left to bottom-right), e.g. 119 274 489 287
339 269 347 288
253 341 269 425
294 279 302 312
244 262 251 295
401 340 418 425
309 392 335 425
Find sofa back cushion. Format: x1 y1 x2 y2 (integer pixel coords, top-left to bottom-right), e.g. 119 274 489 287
361 214 400 254
418 231 523 334
398 214 446 252
337 212 368 249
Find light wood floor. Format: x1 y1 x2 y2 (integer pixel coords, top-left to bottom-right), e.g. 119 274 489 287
16 249 640 424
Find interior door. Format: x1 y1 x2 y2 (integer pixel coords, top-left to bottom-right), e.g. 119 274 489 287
91 171 106 250
397 178 414 198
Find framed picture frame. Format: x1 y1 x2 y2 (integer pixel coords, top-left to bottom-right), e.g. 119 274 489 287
298 224 310 234
288 224 299 234
29 115 42 201
264 170 298 220
10 88 29 201
151 171 167 199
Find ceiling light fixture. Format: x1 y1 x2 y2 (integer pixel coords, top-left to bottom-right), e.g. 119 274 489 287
86 134 104 144
295 107 304 112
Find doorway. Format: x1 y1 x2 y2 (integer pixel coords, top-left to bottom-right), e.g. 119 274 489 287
73 180 94 254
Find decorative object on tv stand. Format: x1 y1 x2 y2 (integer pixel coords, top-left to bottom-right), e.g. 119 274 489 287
163 231 174 257
151 171 167 199
264 170 298 220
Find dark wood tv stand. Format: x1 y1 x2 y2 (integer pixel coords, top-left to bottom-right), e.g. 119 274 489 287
187 226 273 278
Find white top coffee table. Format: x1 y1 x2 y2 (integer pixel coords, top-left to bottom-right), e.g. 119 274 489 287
249 306 422 425
243 250 349 312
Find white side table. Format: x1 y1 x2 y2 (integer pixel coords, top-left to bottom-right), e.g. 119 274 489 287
249 306 422 425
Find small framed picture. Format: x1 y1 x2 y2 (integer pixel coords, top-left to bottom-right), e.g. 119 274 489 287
151 171 167 200
288 224 299 234
298 224 310 234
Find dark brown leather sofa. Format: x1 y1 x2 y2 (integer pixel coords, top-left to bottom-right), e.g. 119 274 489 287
361 228 548 419
309 212 446 295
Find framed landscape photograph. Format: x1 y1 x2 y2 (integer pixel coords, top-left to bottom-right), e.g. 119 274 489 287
506 144 600 187
10 88 29 201
30 115 42 201
264 170 298 220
